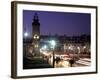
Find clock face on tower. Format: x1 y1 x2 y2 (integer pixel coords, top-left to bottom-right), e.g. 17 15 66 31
33 34 39 40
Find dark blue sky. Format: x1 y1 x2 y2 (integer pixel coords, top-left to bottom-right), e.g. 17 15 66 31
23 10 91 37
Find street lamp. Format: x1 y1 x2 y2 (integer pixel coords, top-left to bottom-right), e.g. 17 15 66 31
24 32 28 37
24 32 28 57
50 40 56 68
77 46 80 59
50 40 56 49
43 45 47 50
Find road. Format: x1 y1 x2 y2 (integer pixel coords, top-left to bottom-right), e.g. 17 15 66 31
48 57 91 68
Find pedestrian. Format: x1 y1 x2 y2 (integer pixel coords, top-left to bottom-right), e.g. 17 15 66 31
69 58 74 67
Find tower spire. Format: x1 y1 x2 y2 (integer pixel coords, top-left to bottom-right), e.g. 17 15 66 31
34 13 39 20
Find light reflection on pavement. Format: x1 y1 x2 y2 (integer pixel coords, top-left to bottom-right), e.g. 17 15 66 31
55 60 70 68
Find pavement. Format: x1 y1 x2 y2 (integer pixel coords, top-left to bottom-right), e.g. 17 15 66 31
74 58 91 67
23 57 53 69
54 58 91 67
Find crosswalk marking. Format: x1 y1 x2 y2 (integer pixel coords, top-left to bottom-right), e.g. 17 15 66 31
75 58 91 66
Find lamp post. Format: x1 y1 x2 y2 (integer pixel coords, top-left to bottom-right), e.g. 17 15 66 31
50 40 56 68
24 32 28 57
77 46 80 59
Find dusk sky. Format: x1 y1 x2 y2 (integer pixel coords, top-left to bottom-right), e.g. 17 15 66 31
23 10 91 38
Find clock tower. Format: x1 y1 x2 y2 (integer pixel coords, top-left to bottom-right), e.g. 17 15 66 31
32 13 40 55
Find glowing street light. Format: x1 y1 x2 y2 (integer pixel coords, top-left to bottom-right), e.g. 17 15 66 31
43 45 47 49
41 45 48 50
24 32 28 57
40 45 48 54
68 46 73 50
49 40 56 68
77 47 80 52
24 32 28 37
50 40 56 49
77 46 80 59
83 46 86 49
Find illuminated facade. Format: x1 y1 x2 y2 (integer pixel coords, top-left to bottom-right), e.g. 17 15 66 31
32 13 40 55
